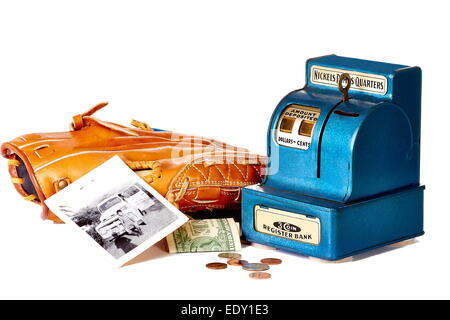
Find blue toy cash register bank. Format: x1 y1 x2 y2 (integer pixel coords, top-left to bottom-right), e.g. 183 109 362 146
242 55 425 260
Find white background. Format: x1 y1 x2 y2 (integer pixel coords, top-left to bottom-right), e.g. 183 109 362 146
0 0 448 300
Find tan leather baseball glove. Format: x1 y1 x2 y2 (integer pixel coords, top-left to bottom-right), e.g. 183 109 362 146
2 102 265 222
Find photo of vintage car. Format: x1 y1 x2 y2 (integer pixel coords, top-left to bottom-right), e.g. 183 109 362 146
95 194 146 241
95 214 127 242
119 185 155 215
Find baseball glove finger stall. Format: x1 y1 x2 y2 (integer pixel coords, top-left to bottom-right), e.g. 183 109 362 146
2 102 266 222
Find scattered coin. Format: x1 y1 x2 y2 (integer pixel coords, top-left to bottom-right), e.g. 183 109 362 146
218 252 241 259
260 258 282 265
227 259 249 266
206 262 228 270
242 263 270 271
249 272 271 280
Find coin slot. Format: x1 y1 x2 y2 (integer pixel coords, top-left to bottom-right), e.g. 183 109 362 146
298 120 315 137
279 116 295 133
333 110 359 117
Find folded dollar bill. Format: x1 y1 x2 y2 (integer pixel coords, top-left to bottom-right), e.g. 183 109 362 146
166 218 241 253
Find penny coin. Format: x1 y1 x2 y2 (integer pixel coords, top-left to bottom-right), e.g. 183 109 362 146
206 262 228 270
218 253 241 259
227 259 248 266
249 272 271 280
260 258 282 265
242 263 270 271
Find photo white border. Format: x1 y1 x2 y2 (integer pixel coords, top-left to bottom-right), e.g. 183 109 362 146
45 155 188 267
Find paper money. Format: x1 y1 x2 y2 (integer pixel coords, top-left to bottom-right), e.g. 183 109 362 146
166 218 241 253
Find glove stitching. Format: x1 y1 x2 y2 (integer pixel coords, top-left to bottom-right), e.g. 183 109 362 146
251 164 263 180
171 163 191 189
221 191 238 195
213 165 227 181
191 164 208 181
182 197 196 205
206 164 211 181
233 164 246 181
181 204 227 210
173 180 258 189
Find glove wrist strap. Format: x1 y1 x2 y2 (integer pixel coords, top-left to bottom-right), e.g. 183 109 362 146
71 101 109 130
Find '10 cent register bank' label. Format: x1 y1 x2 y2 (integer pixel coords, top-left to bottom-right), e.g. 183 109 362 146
254 205 320 245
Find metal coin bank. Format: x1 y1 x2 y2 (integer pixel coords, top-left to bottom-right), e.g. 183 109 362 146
242 55 424 260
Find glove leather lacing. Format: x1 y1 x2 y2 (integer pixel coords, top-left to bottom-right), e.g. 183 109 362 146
125 159 189 209
7 157 37 201
165 177 190 209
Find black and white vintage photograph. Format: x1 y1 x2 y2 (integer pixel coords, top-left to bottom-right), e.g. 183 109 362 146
45 156 188 266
